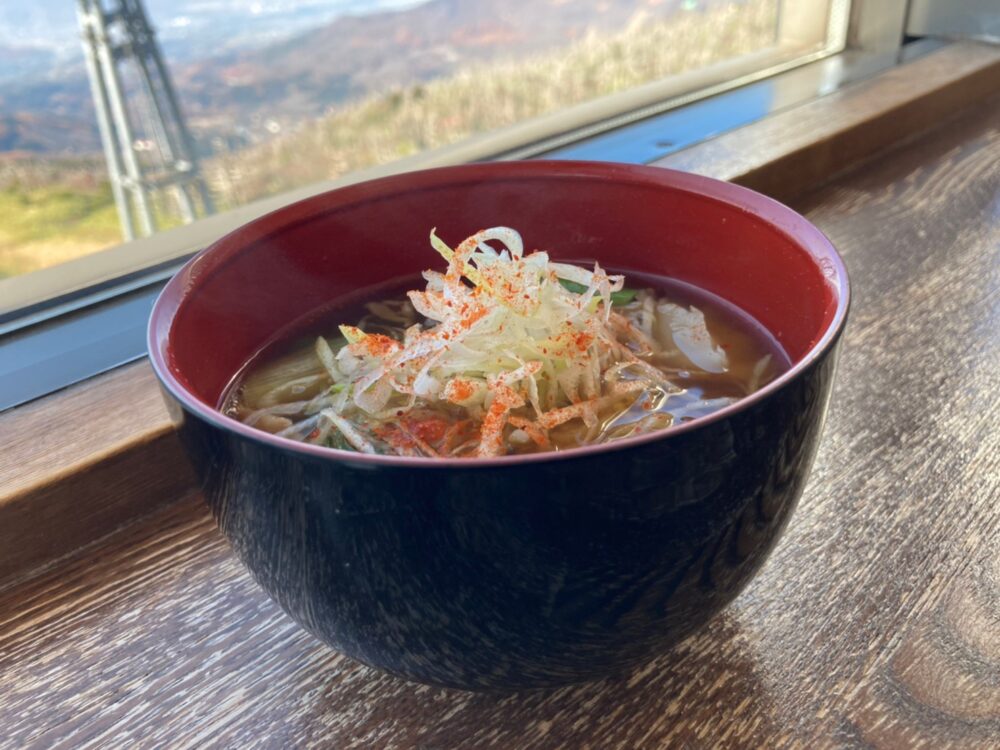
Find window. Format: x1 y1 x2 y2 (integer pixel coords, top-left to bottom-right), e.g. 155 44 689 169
0 1 846 287
6 0 907 409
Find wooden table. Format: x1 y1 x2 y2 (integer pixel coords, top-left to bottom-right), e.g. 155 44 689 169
1 78 998 750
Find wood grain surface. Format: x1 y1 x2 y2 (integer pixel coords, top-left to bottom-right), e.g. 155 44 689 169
0 361 190 584
1 89 998 748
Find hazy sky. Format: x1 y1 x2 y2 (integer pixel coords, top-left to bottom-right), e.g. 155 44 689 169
0 0 427 55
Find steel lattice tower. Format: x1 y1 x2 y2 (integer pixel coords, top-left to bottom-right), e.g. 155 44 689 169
76 0 214 240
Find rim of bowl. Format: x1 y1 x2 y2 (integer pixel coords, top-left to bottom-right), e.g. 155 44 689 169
148 161 850 469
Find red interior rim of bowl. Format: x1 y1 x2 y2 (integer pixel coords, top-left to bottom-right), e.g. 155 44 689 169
148 161 850 468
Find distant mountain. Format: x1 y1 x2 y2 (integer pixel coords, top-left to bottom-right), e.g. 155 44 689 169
0 0 731 154
0 71 101 155
0 113 100 155
0 1 427 62
177 0 711 135
0 1 432 155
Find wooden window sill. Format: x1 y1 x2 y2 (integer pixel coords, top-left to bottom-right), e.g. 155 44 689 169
1 40 998 746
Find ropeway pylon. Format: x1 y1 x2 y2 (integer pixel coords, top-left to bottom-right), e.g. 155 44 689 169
76 0 214 240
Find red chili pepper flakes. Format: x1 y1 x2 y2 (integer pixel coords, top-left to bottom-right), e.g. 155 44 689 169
447 379 476 402
359 333 399 357
406 416 449 444
458 305 488 329
573 331 594 351
381 428 414 453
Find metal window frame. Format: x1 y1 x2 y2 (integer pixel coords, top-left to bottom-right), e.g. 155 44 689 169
907 0 999 42
2 0 917 411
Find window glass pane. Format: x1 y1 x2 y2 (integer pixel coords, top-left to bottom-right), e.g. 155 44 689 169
1 0 794 282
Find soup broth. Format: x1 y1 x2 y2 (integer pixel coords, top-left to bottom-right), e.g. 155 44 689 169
224 271 788 457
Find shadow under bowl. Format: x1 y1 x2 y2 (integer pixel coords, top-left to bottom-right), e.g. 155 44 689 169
148 161 849 691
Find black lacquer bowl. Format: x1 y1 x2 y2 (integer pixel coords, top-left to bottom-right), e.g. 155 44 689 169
148 161 849 690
